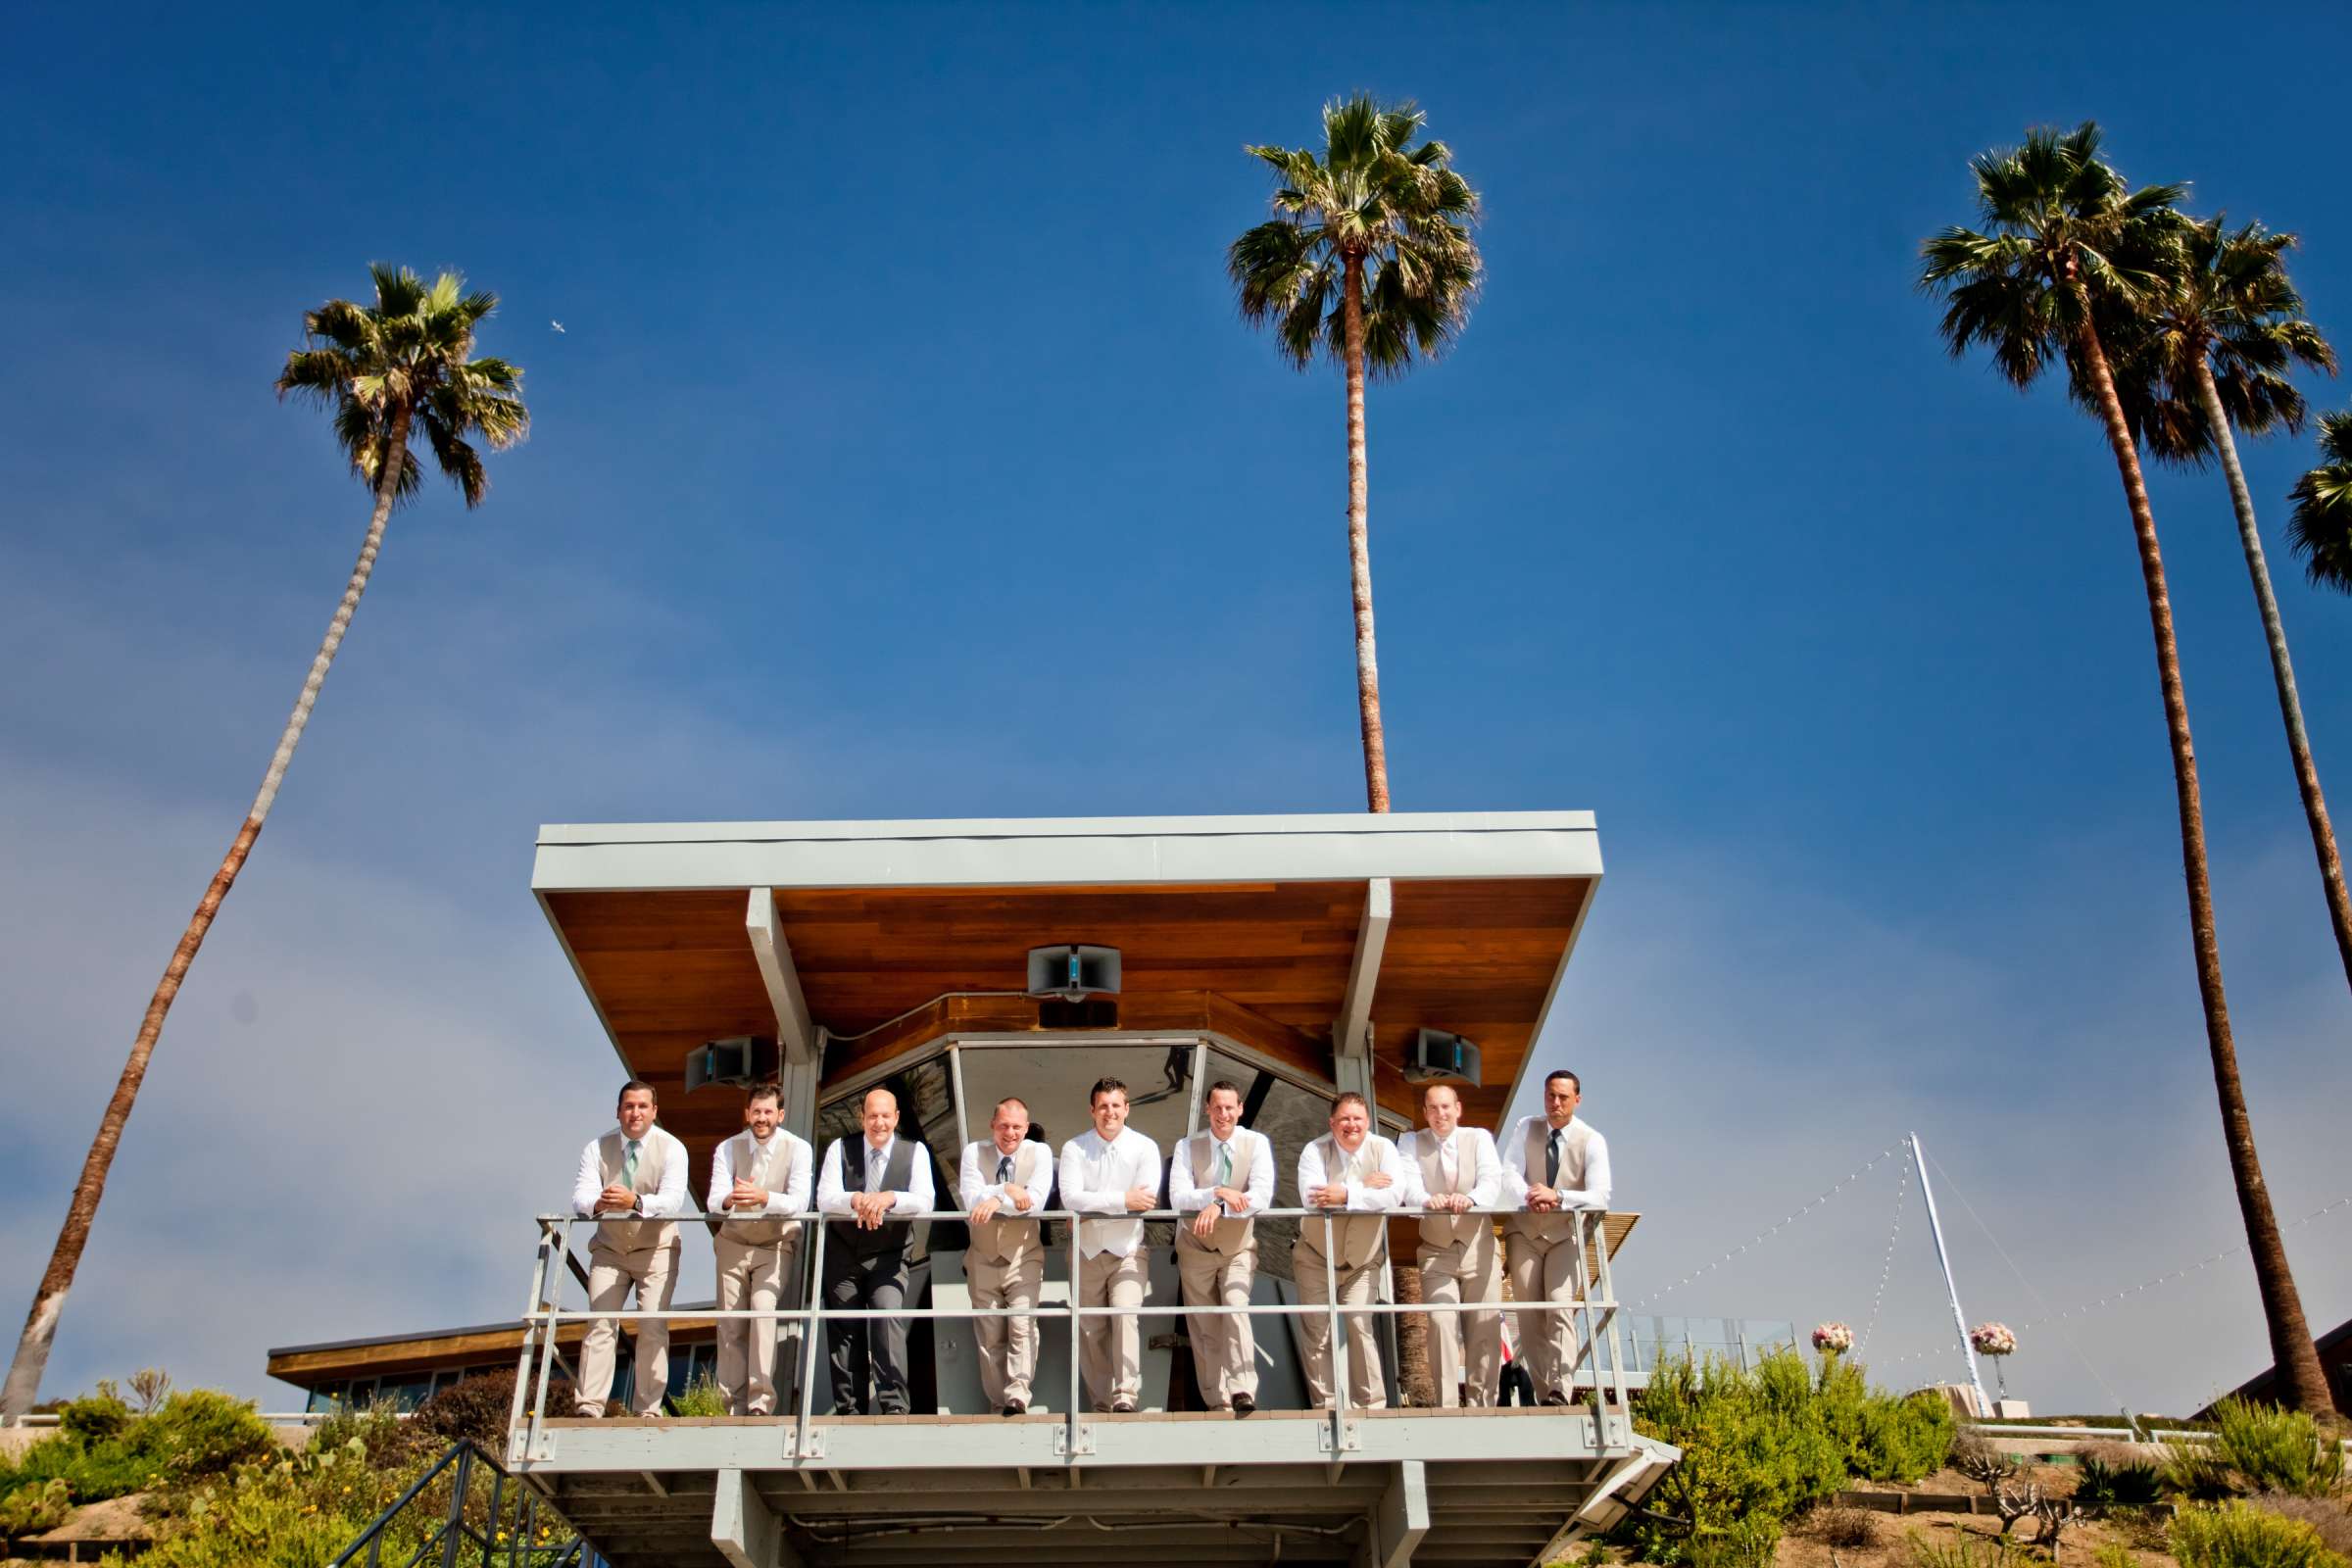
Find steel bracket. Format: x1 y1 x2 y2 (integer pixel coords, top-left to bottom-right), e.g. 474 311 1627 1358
1318 1418 1361 1453
1054 1422 1096 1457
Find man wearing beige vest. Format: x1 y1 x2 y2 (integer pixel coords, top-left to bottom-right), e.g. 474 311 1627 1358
706 1083 812 1417
1295 1092 1405 1410
958 1096 1052 1415
1501 1069 1614 1405
1169 1080 1276 1414
1397 1082 1504 1406
568 1080 689 1418
1057 1077 1161 1413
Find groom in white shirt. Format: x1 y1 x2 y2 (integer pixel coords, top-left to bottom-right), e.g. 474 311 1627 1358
1057 1077 1161 1413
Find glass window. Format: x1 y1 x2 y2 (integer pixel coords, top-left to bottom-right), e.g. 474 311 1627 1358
1204 1050 1333 1283
956 1042 1200 1248
380 1378 434 1412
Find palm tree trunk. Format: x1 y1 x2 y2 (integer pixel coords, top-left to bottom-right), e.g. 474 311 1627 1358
0 408 412 1423
1341 250 1391 813
2075 325 2333 1415
1394 1261 1437 1406
2190 359 2352 1000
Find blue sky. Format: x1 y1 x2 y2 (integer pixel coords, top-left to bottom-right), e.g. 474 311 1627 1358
3 2 2348 1414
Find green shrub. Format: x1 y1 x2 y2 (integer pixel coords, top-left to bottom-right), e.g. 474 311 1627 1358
412 1370 574 1452
135 1392 278 1482
2212 1400 2346 1499
2254 1497 2352 1561
1904 1526 2018 1568
2167 1402 2347 1501
1690 1512 1782 1568
0 1476 74 1536
669 1375 728 1419
2171 1502 2350 1568
60 1390 133 1445
2077 1455 2166 1511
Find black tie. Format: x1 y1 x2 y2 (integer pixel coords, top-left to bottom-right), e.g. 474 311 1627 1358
1545 1128 1562 1188
997 1154 1013 1183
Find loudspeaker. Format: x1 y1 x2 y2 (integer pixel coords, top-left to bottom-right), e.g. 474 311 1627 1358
1025 944 1122 1000
1402 1028 1483 1087
686 1035 779 1094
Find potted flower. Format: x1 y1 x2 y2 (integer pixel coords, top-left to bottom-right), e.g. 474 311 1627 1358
1812 1321 1854 1363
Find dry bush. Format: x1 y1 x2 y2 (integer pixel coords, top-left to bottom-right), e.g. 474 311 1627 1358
2255 1496 2352 1560
1811 1506 1881 1548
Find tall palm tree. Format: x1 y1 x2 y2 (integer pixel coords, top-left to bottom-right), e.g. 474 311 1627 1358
1920 124 2332 1414
0 266 527 1421
2289 413 2352 590
2113 218 2352 1002
1228 93 1481 812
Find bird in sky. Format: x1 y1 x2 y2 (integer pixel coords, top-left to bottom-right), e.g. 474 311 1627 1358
550 320 565 333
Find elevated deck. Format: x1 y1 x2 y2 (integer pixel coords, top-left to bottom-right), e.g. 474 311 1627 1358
522 1408 1674 1566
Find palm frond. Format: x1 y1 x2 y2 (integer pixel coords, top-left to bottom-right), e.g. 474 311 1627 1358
2288 412 2352 591
282 264 528 509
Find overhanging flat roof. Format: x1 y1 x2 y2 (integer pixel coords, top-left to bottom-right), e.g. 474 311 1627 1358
532 811 1601 1165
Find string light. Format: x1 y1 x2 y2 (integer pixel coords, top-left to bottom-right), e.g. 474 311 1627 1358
1634 1145 1898 1309
1857 1157 1910 1357
1873 1191 2352 1368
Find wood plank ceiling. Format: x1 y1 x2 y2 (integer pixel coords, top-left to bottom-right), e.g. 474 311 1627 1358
542 876 1590 1187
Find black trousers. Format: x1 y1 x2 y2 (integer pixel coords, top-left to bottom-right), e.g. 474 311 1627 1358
823 1245 911 1414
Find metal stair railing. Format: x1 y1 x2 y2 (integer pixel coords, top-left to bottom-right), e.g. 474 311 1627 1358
328 1438 599 1568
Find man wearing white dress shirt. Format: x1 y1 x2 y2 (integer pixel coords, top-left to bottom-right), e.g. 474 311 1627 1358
1500 1069 1614 1405
1169 1080 1276 1415
706 1083 812 1417
1057 1077 1161 1413
1295 1092 1406 1410
569 1080 689 1418
1396 1082 1505 1407
958 1096 1052 1415
814 1086 936 1415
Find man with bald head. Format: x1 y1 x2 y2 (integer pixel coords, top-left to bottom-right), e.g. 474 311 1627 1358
815 1086 936 1415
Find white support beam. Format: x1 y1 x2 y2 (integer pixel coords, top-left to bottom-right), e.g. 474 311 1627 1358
711 1466 797 1568
746 889 821 1136
1334 877 1392 1102
1370 1458 1428 1568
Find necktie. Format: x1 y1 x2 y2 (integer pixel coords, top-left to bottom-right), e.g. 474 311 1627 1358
1545 1128 1562 1188
1441 1135 1458 1192
1217 1143 1232 1187
621 1140 641 1189
997 1153 1013 1183
866 1144 884 1194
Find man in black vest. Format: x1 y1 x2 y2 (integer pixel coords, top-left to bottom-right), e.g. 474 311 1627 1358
814 1087 936 1414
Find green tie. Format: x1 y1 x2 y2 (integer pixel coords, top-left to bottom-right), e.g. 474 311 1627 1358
1217 1144 1232 1186
621 1140 641 1190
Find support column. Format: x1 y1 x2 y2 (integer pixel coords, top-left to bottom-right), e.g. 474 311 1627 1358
1361 1458 1427 1568
1333 877 1392 1103
712 1467 798 1568
746 889 821 1140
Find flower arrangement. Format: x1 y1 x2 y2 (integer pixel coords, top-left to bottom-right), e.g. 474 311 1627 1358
1970 1322 2016 1356
1971 1321 2018 1400
1813 1321 1854 1355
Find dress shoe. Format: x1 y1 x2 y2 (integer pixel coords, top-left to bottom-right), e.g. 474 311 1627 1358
1541 1390 1571 1406
1110 1398 1138 1414
1001 1398 1027 1416
1230 1393 1255 1417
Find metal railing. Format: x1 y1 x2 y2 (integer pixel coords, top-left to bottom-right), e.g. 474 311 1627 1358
327 1439 596 1568
508 1204 1628 1465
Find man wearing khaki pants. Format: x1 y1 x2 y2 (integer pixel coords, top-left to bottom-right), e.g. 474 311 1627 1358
1501 1069 1614 1405
1057 1077 1161 1413
1295 1092 1405 1410
569 1080 688 1417
1169 1081 1276 1415
707 1083 812 1417
958 1096 1052 1415
1397 1082 1504 1406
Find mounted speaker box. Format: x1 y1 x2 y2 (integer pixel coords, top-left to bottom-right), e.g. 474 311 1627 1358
686 1035 779 1094
1402 1028 1483 1087
1026 944 1122 1001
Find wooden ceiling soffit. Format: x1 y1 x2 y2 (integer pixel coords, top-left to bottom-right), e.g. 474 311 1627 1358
822 989 1328 1088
